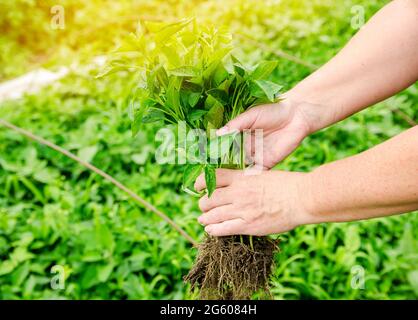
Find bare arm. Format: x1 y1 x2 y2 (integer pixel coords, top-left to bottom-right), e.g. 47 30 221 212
304 125 418 225
287 0 418 133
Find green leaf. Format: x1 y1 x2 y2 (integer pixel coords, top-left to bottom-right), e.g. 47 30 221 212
204 100 224 129
231 56 247 77
0 260 16 276
161 44 182 68
150 18 193 43
96 65 127 78
204 165 216 197
213 63 229 86
142 109 165 123
407 270 418 296
129 91 155 130
11 262 30 287
233 63 246 77
188 109 208 122
345 225 361 252
251 61 278 80
10 247 34 264
217 78 232 91
207 131 238 159
170 66 200 77
206 89 228 104
202 60 220 81
188 92 201 108
81 265 100 289
211 47 232 63
130 100 144 137
97 263 115 282
166 77 182 111
33 167 59 184
96 224 115 253
146 69 158 95
202 57 230 84
182 164 204 190
153 65 169 88
251 80 282 102
77 146 98 163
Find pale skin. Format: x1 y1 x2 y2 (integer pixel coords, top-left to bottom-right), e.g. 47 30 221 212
195 0 418 237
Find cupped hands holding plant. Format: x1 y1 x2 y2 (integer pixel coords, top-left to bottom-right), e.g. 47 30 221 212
195 169 311 236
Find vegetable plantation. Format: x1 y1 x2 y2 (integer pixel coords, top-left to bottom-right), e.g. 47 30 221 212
0 0 417 300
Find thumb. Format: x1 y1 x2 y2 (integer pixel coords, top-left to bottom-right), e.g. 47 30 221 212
217 107 260 135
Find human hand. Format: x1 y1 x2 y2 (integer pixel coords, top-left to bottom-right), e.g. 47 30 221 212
194 169 312 236
216 98 314 169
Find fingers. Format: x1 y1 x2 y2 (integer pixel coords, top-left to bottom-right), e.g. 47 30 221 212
198 204 237 225
265 127 305 164
198 187 232 212
243 132 255 163
217 106 261 135
205 218 247 236
194 168 240 192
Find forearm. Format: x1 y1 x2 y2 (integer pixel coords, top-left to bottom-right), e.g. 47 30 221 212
302 126 418 225
286 0 418 132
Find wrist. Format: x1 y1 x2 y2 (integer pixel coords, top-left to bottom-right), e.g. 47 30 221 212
284 94 335 135
294 170 324 227
283 79 342 134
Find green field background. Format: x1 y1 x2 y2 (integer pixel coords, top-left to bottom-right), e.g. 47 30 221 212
0 0 417 299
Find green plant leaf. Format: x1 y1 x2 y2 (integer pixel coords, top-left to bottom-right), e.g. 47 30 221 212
231 56 248 77
207 131 238 159
251 61 278 80
166 77 182 112
182 164 204 190
204 100 224 129
407 270 418 296
142 109 165 123
188 109 208 122
161 44 182 67
130 101 144 137
153 65 169 89
202 60 221 82
131 97 156 136
170 66 200 77
148 18 193 43
233 64 246 77
204 164 216 197
213 63 229 86
251 80 282 102
77 146 98 163
206 89 228 104
96 64 127 78
0 260 16 276
188 92 201 108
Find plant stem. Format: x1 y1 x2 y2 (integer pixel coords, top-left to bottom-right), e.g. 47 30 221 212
239 132 255 251
249 235 254 251
240 131 245 170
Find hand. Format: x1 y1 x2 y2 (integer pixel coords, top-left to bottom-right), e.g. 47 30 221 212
216 98 314 169
194 169 312 236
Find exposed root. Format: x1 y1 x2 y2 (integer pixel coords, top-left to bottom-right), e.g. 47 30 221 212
185 235 279 300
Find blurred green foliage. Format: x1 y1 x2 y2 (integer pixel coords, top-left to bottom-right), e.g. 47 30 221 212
0 0 417 299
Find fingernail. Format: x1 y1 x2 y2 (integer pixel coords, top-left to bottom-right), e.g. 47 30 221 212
216 126 229 136
205 226 213 234
197 216 204 225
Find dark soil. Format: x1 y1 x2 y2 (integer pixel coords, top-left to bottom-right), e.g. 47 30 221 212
184 234 279 300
